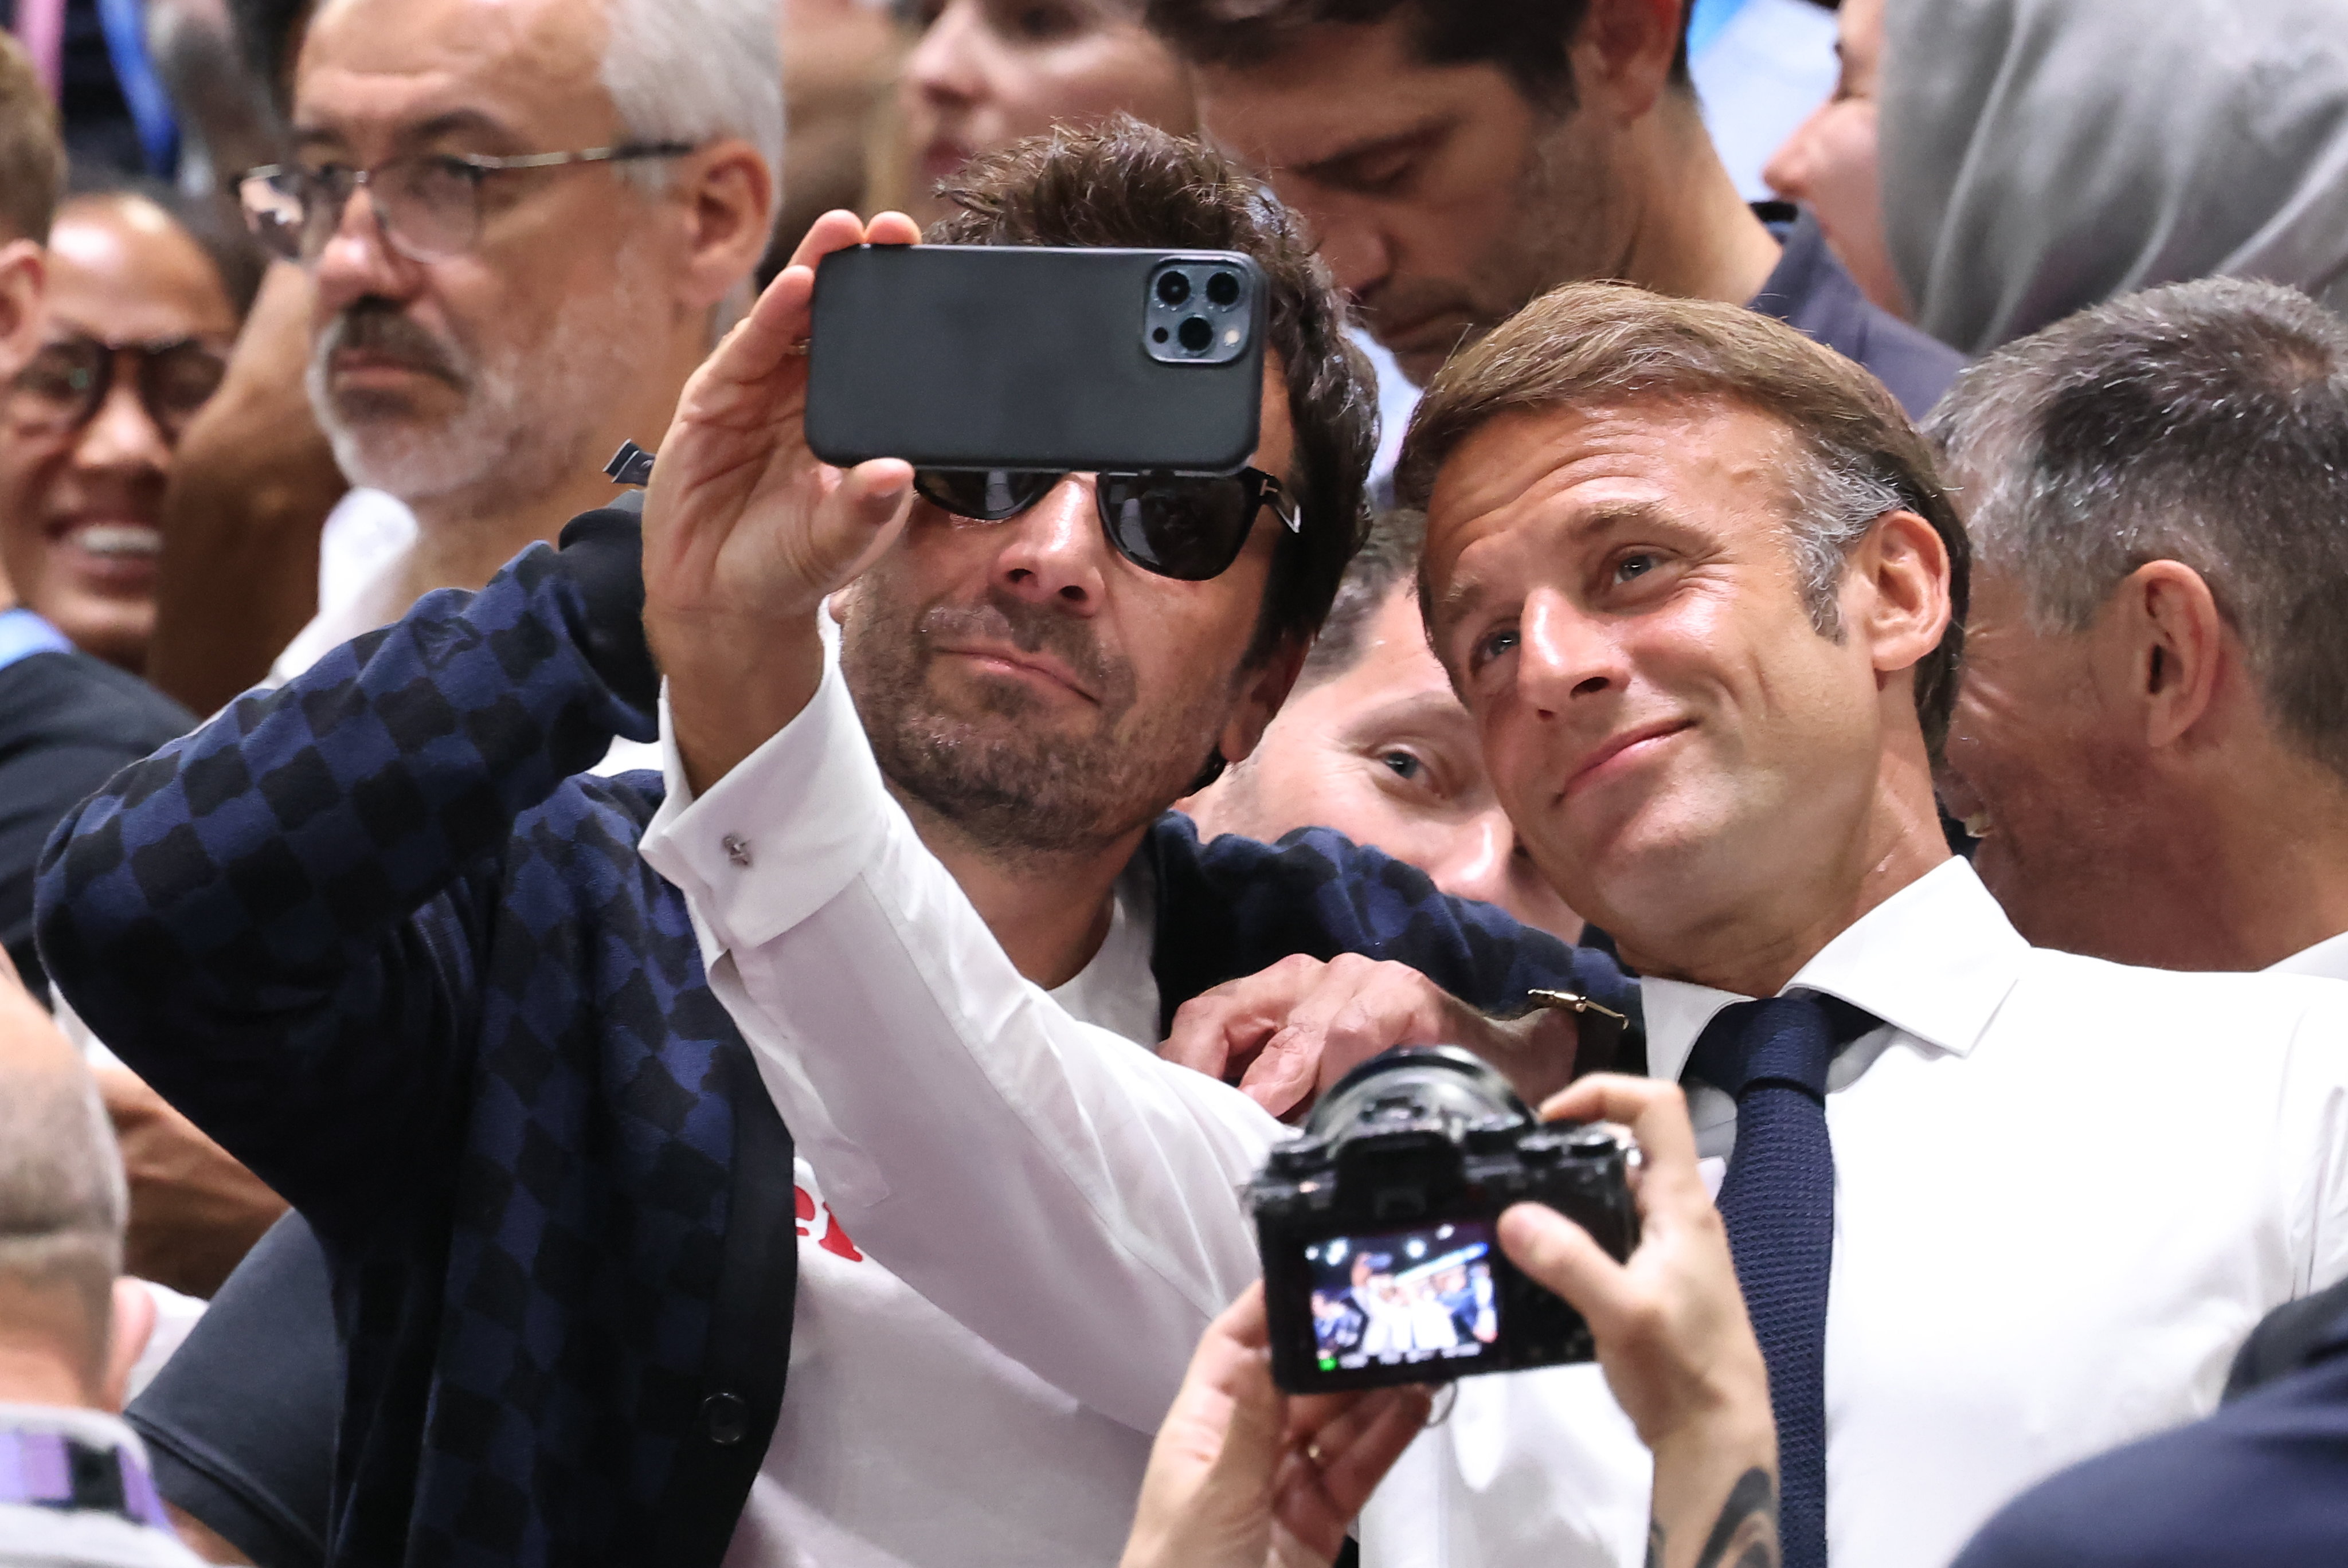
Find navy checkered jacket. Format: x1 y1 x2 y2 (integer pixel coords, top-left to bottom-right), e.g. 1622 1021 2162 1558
36 516 1632 1567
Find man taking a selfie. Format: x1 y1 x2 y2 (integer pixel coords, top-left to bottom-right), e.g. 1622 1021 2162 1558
36 122 1626 1567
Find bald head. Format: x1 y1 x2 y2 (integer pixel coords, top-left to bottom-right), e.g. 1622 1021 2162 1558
0 951 127 1404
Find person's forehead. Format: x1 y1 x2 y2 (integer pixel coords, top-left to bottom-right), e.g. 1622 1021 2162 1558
1426 398 1793 563
44 201 232 337
1192 20 1498 168
295 0 616 147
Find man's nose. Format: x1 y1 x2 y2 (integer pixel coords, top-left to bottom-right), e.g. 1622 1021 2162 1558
1514 591 1625 715
1763 109 1825 204
990 477 1106 610
1277 185 1389 299
72 378 171 476
314 186 422 316
907 0 984 108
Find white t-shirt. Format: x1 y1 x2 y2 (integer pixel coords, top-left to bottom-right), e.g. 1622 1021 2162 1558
719 871 1164 1568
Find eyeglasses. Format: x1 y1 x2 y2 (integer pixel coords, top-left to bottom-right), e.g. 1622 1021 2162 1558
913 467 1302 581
238 143 698 264
5 335 230 445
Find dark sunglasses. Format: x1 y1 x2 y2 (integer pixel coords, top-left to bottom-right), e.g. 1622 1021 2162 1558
6 334 229 445
913 467 1300 582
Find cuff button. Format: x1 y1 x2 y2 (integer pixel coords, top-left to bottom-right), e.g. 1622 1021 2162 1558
722 834 752 868
701 1391 749 1445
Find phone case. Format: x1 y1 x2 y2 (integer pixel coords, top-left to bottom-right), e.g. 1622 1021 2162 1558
805 245 1267 475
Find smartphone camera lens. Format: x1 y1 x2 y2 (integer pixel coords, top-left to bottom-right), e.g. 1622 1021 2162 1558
1178 316 1214 352
1207 271 1241 307
1157 271 1192 307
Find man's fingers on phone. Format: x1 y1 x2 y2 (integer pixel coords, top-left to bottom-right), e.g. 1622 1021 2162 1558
862 210 921 247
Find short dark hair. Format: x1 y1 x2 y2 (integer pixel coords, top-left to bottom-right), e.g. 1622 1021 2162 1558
1928 277 2348 783
935 117 1378 664
1143 0 1692 110
0 32 65 244
1399 282 1970 751
1298 508 1423 689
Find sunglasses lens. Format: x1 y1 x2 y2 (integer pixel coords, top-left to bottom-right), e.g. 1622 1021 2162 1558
913 469 1056 521
1097 475 1254 581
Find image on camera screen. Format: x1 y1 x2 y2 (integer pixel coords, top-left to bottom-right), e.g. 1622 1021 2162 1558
1301 1221 1501 1374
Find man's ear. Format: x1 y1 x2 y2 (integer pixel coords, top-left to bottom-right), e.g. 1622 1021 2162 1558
1574 0 1685 123
102 1277 156 1412
1849 508 1951 676
1215 634 1309 768
0 239 47 381
2091 559 2226 752
675 139 778 311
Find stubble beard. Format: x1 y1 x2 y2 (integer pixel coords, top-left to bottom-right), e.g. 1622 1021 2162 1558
840 578 1235 861
306 236 667 514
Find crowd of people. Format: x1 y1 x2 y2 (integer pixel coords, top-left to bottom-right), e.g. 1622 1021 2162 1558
6 1 2348 1566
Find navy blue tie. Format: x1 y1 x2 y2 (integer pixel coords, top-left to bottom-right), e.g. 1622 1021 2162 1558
1684 993 1879 1568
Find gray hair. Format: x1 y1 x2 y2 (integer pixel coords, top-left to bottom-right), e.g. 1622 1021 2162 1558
0 1046 126 1367
1926 276 2348 779
601 0 785 194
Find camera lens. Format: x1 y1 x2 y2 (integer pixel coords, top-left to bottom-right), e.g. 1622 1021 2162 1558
1157 271 1192 307
1207 271 1241 307
1178 316 1214 352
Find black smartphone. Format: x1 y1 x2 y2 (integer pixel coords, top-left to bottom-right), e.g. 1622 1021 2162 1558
804 245 1269 476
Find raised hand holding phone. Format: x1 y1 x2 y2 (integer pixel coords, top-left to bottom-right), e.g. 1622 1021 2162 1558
642 207 923 798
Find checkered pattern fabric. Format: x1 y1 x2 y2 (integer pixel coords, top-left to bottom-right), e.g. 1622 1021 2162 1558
36 531 1629 1567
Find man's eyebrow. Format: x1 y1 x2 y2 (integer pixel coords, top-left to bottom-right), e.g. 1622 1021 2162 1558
1292 117 1448 181
1426 499 1684 627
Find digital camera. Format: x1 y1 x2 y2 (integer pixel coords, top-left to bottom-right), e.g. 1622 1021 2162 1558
1248 1046 1638 1393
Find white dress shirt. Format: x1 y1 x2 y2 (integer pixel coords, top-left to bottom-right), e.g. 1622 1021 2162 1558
637 651 1652 1568
1645 857 2348 1568
2271 927 2348 981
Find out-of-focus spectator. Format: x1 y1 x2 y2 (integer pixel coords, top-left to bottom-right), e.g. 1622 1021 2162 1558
1182 509 1584 940
1881 0 2348 357
769 0 898 260
895 0 1196 225
0 186 252 672
0 46 194 1009
1688 0 1837 203
1762 0 1905 318
244 0 779 692
1928 277 2348 977
148 0 284 197
1143 0 1962 419
0 943 202 1568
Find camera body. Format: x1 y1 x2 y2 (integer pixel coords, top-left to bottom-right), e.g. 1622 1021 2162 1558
1249 1047 1638 1393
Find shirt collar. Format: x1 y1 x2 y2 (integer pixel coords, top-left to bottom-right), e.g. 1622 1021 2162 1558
1642 857 2030 1084
2269 927 2348 981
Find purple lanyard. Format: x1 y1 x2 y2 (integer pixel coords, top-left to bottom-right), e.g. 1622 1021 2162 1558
0 1426 176 1531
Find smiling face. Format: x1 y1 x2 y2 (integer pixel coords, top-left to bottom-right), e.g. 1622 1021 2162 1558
838 362 1302 856
0 195 237 668
1192 21 1621 386
292 0 678 509
901 0 1198 225
1185 579 1583 938
1761 0 1905 317
1421 398 1903 961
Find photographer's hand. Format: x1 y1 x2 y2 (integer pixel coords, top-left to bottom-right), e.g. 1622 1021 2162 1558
1160 954 1579 1117
1121 1283 1431 1568
642 207 923 798
1500 1076 1780 1568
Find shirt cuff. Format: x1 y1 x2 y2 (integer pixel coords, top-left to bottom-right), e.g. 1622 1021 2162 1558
639 634 890 959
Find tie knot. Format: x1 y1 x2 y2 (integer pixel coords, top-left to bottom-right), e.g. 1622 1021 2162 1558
1684 992 1877 1102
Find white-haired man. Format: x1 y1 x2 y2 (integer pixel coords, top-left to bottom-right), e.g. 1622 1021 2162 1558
240 0 781 682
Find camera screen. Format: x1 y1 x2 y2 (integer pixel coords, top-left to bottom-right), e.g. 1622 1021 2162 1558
1301 1220 1501 1374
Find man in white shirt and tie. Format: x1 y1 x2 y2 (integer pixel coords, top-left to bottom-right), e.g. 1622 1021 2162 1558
1926 276 2348 984
640 260 2348 1568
